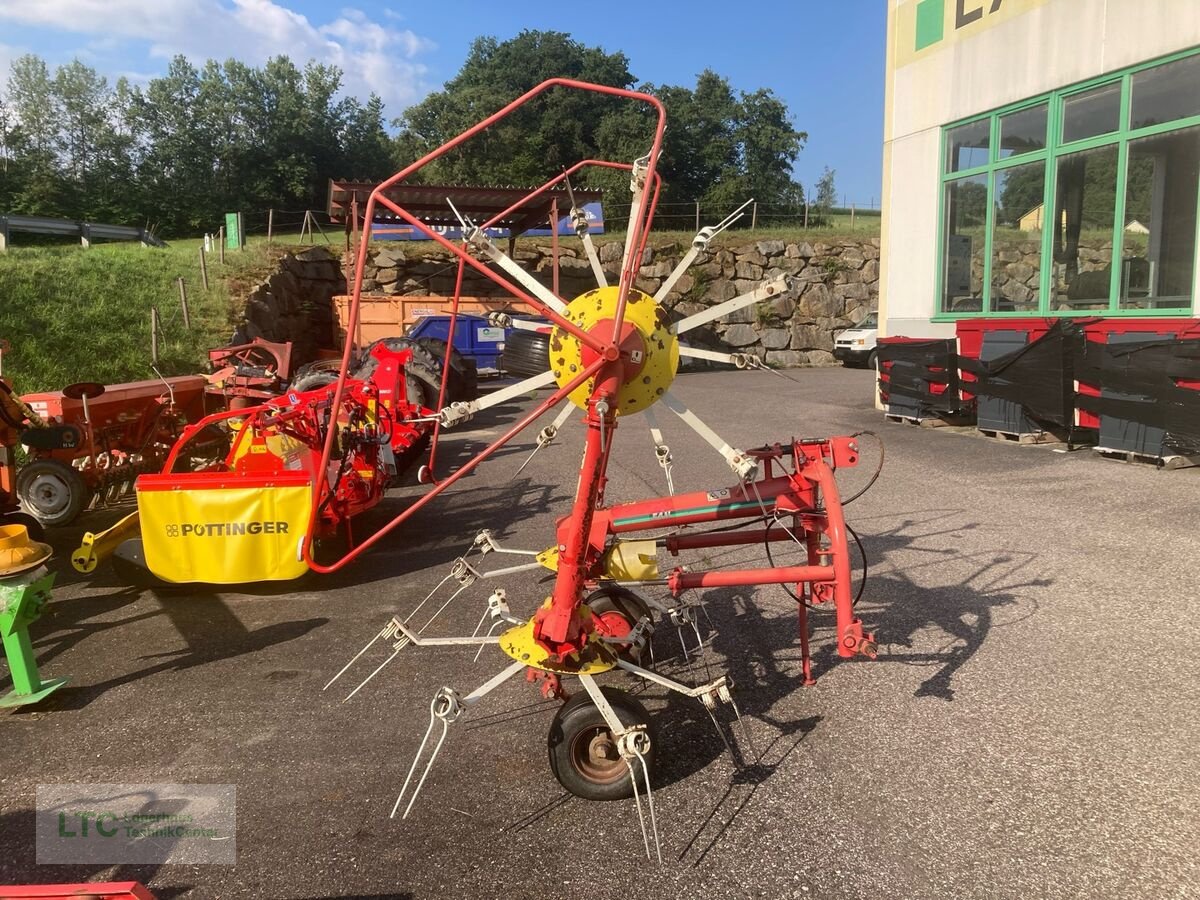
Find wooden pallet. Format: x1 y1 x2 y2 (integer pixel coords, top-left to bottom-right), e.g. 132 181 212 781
1094 447 1200 469
884 413 960 429
977 427 1062 445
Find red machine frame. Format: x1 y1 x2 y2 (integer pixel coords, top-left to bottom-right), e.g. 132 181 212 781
317 78 874 669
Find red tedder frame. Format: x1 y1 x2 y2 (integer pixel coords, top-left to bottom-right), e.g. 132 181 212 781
303 79 875 672
303 79 667 660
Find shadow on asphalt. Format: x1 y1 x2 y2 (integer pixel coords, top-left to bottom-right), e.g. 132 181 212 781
24 594 327 711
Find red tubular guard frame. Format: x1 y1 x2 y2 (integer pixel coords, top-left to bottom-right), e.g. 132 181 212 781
303 79 668 657
591 439 876 684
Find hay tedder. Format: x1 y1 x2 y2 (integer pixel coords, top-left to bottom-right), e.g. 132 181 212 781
302 78 886 859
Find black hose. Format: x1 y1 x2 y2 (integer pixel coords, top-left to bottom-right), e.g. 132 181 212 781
841 430 884 506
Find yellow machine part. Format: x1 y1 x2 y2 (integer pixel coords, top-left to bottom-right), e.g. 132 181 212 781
139 482 313 583
550 286 678 415
71 510 140 574
603 539 659 581
498 607 618 674
536 546 559 572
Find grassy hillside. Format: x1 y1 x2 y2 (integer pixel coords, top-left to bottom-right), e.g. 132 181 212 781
0 238 295 393
0 221 878 394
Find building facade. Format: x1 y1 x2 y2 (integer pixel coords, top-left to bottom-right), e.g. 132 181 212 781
879 0 1200 337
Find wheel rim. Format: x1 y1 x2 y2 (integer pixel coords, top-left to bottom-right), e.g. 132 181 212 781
26 471 73 518
592 610 632 639
569 725 626 785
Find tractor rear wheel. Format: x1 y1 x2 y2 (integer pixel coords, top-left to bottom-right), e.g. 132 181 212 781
17 459 88 527
500 329 551 378
547 686 656 801
414 337 479 402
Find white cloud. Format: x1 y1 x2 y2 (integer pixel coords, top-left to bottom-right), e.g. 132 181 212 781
0 0 434 113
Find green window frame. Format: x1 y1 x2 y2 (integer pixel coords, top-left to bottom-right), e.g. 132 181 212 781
934 45 1200 321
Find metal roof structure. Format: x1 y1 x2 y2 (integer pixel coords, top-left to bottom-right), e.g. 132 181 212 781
326 180 604 235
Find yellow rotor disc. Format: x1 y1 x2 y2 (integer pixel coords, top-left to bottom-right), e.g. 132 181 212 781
548 285 679 415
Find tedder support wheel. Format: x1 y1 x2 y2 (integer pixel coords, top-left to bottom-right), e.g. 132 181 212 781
547 686 656 801
17 458 88 527
586 586 653 662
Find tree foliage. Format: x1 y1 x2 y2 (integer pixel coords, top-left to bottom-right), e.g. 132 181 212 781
395 31 807 208
1 33 809 237
0 53 396 236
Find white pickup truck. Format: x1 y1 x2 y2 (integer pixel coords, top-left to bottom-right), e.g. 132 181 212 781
833 312 878 369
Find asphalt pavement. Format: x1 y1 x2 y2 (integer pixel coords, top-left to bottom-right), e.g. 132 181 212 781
1 366 1198 900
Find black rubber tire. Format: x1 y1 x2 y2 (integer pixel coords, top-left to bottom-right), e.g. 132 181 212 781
290 371 339 393
866 350 878 371
2 510 45 542
548 687 656 801
501 329 551 378
586 586 653 663
16 458 88 527
414 337 479 402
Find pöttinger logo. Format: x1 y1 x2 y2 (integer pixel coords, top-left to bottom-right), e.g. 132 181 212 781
165 524 180 538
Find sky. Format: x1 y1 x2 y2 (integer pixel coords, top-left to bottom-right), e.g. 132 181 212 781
0 0 888 205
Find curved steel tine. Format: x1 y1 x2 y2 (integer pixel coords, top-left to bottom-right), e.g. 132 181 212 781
623 757 652 861
392 696 441 818
634 747 662 863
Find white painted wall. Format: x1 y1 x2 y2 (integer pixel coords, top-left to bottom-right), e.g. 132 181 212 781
879 0 1200 337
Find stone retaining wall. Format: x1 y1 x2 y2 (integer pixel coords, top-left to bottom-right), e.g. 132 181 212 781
235 247 344 364
349 236 881 366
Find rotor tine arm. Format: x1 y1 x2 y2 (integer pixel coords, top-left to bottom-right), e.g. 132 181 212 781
565 173 608 288
438 370 557 428
644 407 674 495
678 346 758 368
618 154 650 282
513 400 576 477
467 228 567 314
660 389 758 481
656 199 755 308
653 245 700 304
671 277 790 335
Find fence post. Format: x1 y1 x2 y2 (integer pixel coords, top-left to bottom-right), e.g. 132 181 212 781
804 203 809 229
177 278 191 329
751 201 758 230
219 226 225 264
695 201 700 232
851 204 856 230
198 246 208 291
267 208 274 247
150 307 160 364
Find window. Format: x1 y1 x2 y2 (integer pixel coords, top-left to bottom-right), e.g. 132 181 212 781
937 48 1200 319
1062 83 1121 143
991 161 1045 312
999 104 1048 158
1131 55 1200 129
941 175 988 313
1120 127 1200 309
1051 146 1119 310
946 119 990 173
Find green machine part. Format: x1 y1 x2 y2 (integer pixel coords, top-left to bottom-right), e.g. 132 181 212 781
0 570 68 707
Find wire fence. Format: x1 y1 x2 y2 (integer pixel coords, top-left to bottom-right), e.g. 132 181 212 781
219 199 884 249
604 199 882 234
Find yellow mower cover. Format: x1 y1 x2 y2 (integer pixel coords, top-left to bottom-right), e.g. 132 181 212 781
137 471 313 583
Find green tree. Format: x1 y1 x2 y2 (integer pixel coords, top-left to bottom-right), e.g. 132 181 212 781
815 166 837 213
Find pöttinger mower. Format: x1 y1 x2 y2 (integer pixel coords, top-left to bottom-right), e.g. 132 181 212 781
72 339 442 583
